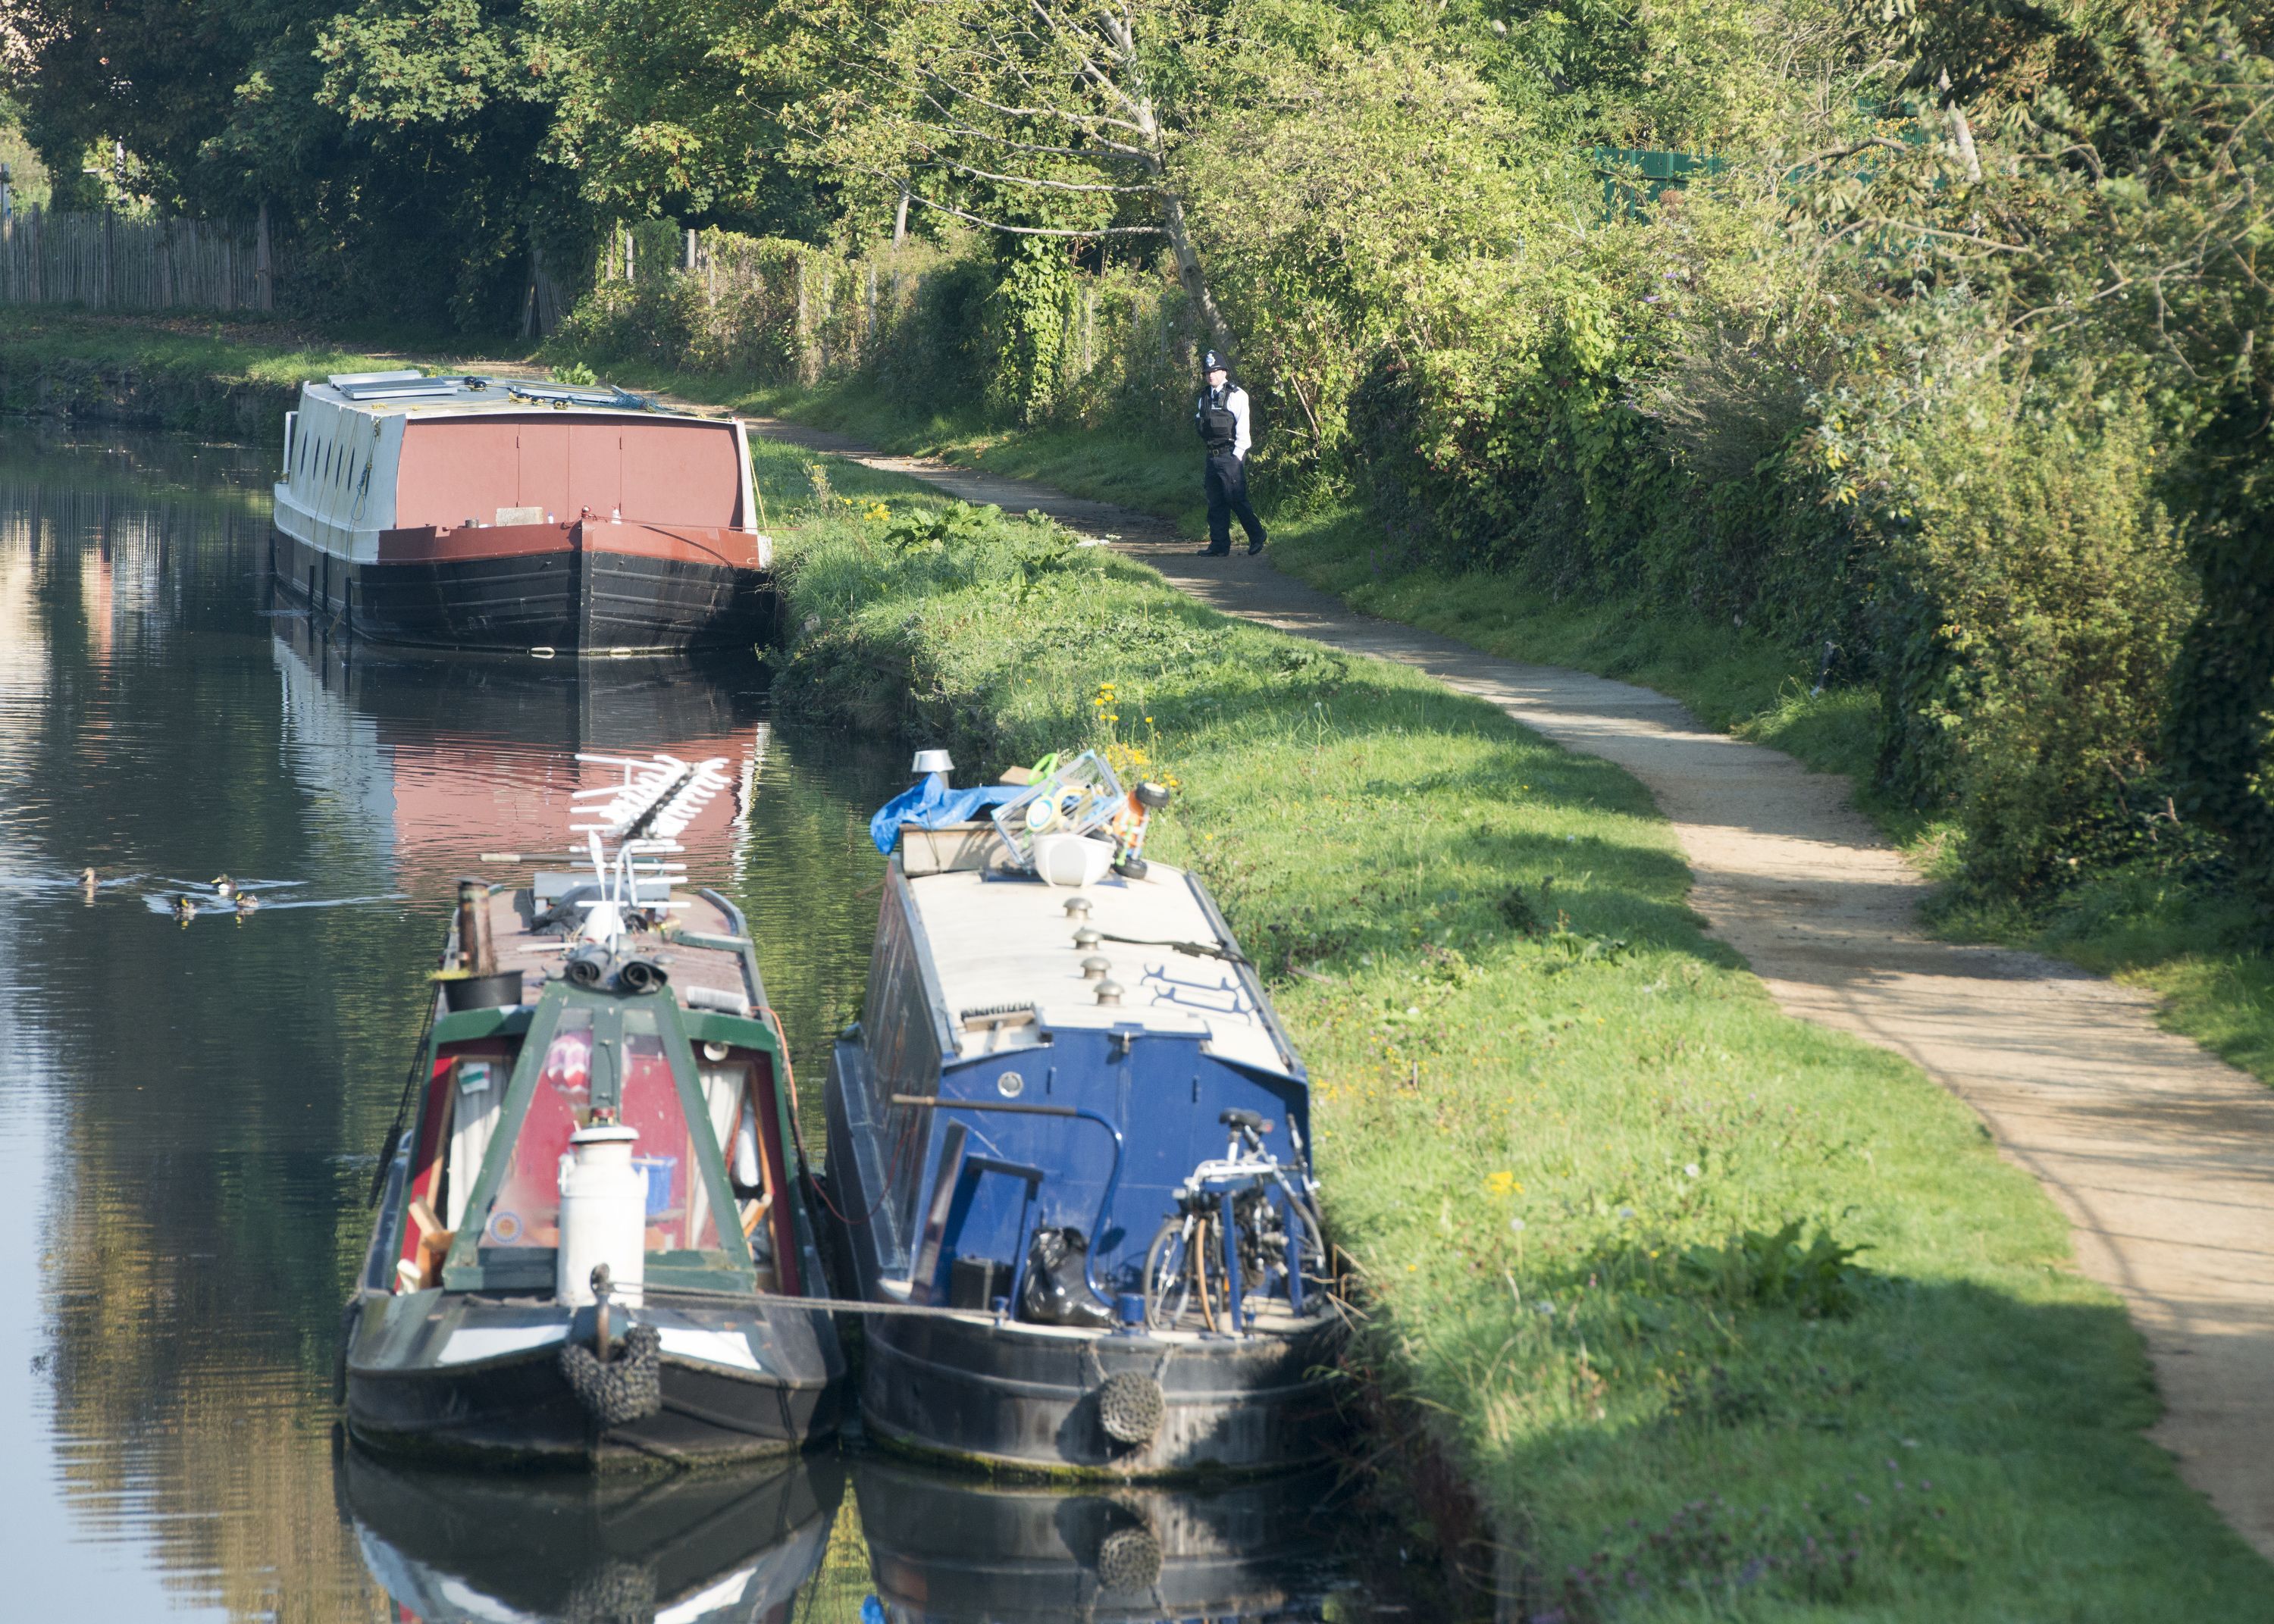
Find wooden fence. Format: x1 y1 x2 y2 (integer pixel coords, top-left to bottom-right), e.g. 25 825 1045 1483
0 206 275 312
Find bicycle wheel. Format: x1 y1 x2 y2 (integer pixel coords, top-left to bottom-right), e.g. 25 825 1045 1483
1144 1217 1195 1329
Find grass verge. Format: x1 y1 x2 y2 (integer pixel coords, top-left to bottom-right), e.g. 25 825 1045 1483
759 477 2274 1619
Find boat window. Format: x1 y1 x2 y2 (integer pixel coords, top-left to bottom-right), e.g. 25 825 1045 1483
477 1010 724 1257
621 1034 723 1253
481 1010 594 1249
701 1062 772 1263
445 1056 505 1233
863 890 941 1116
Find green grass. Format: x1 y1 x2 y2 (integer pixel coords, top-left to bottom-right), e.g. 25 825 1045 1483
760 487 2274 1617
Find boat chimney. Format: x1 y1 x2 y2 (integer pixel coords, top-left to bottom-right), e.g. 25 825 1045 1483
456 877 496 976
912 748 954 786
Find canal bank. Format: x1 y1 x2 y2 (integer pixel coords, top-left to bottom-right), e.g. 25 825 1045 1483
762 502 2274 1615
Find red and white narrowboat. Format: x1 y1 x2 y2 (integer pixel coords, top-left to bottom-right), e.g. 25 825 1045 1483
272 371 772 656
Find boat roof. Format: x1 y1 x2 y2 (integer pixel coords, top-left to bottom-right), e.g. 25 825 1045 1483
903 860 1297 1078
300 370 716 421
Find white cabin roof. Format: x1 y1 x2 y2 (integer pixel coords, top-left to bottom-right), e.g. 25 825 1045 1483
903 860 1295 1078
298 372 714 421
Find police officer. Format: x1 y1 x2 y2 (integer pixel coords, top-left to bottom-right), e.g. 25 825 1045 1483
1195 350 1265 556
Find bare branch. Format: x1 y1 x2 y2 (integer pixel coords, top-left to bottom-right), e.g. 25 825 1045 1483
922 152 1164 194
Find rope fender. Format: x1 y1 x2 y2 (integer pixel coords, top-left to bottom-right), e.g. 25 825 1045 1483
559 1323 662 1428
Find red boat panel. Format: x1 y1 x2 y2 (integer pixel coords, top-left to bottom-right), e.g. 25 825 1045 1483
395 415 742 531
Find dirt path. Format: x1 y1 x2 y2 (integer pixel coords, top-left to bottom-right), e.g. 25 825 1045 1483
740 415 2274 1557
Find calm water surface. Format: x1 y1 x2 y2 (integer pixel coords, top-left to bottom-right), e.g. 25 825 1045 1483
0 427 1385 1622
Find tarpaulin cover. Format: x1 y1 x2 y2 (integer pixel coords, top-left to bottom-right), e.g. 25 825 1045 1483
869 776 1024 854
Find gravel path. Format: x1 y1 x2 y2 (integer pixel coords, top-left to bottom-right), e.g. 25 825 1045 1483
750 416 2274 1560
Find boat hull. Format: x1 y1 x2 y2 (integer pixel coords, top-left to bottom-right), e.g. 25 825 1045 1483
343 1290 843 1470
273 523 770 656
823 1064 1345 1480
860 1307 1345 1479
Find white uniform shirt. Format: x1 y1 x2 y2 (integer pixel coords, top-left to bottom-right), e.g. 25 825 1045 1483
1200 383 1253 460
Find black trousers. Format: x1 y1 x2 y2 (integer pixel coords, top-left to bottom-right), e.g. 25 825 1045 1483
1203 451 1266 552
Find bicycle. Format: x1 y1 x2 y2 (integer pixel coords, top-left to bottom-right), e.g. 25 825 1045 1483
1142 1109 1326 1331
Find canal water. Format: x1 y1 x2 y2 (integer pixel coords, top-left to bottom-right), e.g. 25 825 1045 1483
0 427 1392 1622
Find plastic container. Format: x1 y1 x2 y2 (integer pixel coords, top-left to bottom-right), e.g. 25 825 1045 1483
556 1125 647 1306
990 750 1124 868
1032 833 1114 887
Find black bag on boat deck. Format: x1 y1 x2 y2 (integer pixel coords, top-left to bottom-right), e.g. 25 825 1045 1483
1020 1226 1116 1329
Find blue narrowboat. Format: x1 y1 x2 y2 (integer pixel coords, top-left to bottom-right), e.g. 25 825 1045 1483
822 812 1345 1478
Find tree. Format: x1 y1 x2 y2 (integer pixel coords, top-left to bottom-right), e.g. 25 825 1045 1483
794 0 1238 357
13 0 575 331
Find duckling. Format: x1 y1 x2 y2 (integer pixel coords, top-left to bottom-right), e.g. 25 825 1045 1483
211 875 236 899
81 866 97 900
172 894 198 925
234 891 260 915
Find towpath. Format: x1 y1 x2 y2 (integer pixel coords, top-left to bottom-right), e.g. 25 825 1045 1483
740 413 2274 1558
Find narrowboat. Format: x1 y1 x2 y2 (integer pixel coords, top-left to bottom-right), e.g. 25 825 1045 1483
343 1447 843 1623
272 371 773 655
822 768 1345 1478
855 1455 1343 1621
343 753 842 1468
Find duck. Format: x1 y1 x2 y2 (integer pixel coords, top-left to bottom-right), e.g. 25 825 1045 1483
81 866 97 898
172 894 198 923
211 875 236 899
234 892 260 914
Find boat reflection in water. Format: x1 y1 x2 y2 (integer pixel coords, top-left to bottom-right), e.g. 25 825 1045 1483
343 1446 844 1622
855 1455 1348 1622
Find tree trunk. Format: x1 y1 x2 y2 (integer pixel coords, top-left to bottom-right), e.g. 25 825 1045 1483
1937 71 1984 183
1123 72 1230 363
893 184 910 249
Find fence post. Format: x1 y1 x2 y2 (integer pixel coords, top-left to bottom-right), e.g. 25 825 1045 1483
794 255 813 384
1 164 11 224
684 227 696 272
255 202 274 312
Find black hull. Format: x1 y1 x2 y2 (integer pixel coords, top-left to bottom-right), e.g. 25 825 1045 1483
273 528 770 655
344 1292 844 1470
861 1309 1345 1480
823 1065 1346 1480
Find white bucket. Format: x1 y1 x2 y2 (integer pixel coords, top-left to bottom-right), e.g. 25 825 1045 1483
1032 832 1114 887
556 1124 646 1306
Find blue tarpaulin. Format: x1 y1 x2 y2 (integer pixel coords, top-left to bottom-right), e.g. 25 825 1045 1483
869 775 1024 854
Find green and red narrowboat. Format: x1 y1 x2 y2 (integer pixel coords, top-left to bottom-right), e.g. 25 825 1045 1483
342 753 841 1468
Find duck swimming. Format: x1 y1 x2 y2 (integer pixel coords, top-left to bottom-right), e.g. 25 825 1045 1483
172 894 198 924
211 875 236 899
235 892 260 914
81 866 97 899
